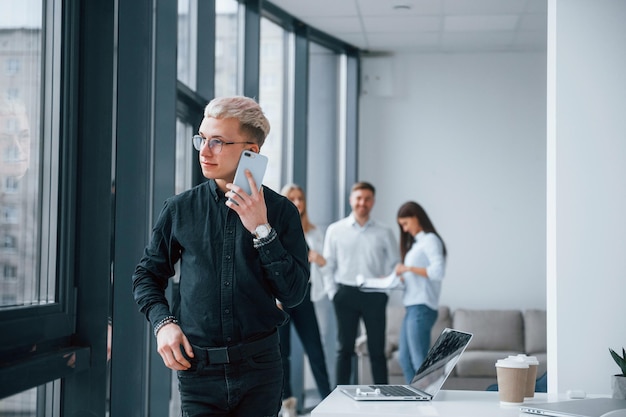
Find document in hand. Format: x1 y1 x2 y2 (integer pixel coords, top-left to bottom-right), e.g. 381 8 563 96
355 272 401 290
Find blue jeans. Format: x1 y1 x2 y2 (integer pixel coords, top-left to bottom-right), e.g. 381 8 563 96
177 338 283 416
398 304 438 383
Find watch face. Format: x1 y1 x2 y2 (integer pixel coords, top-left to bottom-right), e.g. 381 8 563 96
255 224 270 238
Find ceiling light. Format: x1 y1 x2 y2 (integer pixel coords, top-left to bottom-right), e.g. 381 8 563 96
393 4 412 11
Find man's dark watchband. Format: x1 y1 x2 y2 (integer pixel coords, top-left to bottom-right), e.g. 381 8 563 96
190 330 278 365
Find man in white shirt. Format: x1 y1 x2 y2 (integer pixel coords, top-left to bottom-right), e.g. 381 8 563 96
323 182 398 384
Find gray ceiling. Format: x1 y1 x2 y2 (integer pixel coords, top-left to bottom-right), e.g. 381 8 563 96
268 0 547 54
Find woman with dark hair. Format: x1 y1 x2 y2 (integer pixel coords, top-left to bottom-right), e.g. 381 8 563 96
394 201 447 383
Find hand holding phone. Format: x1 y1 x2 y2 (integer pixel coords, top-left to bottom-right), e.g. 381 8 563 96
230 150 268 203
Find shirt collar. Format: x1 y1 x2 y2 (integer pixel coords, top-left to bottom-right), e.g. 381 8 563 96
349 213 374 228
208 179 223 202
415 230 426 240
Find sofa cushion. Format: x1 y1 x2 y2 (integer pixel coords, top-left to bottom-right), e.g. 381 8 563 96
524 309 547 354
534 352 548 377
431 306 452 347
388 350 404 376
453 309 524 352
385 305 405 356
454 350 520 377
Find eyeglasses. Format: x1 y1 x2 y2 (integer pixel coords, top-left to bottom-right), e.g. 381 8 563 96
192 135 255 153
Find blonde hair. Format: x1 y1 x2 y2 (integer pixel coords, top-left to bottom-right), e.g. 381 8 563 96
204 96 271 147
280 183 316 234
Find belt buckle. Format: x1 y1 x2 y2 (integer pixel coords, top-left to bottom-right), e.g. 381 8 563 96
207 347 230 364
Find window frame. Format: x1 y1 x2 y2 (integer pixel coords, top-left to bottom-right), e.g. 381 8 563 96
0 0 87 400
0 0 75 342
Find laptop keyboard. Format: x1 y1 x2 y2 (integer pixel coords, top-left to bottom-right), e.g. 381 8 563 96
369 385 421 397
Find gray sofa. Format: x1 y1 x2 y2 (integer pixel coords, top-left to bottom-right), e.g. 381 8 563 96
356 304 547 391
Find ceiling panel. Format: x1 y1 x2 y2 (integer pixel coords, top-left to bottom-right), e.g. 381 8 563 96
267 0 547 53
443 0 528 14
362 15 441 32
444 15 520 32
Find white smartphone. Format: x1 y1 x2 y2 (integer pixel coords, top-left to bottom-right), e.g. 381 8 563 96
232 150 268 196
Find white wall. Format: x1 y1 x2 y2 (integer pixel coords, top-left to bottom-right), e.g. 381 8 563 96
547 0 626 395
357 0 626 396
358 52 547 311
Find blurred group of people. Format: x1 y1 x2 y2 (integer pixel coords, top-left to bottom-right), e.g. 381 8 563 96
278 180 447 416
131 96 447 417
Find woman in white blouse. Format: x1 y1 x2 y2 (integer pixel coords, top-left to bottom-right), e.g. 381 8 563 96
278 184 332 416
394 201 447 383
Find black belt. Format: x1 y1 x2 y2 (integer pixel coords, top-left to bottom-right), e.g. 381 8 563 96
191 330 278 365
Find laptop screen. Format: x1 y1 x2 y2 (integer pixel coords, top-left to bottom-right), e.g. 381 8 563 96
410 328 473 396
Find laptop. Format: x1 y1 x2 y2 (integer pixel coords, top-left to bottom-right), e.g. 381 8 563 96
520 398 626 417
340 327 473 401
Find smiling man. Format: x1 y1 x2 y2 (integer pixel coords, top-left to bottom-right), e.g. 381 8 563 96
323 182 399 385
132 96 309 417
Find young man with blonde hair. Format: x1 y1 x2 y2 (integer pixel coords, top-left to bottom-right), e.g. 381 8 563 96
133 96 309 416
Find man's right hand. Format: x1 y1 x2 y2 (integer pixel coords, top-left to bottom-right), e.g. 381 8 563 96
156 323 194 370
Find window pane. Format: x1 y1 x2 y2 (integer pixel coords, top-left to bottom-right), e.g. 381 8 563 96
0 381 60 416
177 0 197 89
307 42 341 228
0 0 54 308
259 18 291 191
175 119 194 194
215 0 239 97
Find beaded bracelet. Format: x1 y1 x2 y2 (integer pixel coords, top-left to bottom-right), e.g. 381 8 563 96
253 228 277 249
153 315 178 337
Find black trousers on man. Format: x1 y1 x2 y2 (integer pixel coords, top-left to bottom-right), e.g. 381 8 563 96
332 285 388 384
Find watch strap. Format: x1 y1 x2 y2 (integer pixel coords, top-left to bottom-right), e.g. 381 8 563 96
253 227 277 249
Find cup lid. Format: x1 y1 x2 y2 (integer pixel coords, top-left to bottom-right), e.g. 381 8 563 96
508 354 539 365
496 357 529 368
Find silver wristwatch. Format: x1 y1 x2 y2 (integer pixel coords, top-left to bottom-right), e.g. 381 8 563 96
253 223 272 239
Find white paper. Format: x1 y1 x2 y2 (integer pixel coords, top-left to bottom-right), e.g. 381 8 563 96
356 272 401 290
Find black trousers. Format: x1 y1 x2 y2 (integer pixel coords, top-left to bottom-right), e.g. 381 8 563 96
279 285 332 399
332 285 388 384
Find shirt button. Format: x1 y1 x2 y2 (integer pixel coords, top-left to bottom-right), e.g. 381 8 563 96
224 309 230 314
225 281 230 286
226 255 231 260
226 337 232 342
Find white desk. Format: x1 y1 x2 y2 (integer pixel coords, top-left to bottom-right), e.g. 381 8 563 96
312 387 562 417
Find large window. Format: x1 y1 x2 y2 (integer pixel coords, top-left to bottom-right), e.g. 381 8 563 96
1 0 78 410
215 0 240 97
0 0 360 414
306 42 343 227
0 0 57 308
177 0 198 90
259 17 292 191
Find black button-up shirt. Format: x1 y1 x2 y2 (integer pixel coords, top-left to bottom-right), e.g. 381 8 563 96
132 179 309 347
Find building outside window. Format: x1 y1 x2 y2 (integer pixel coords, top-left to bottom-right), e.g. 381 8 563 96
0 0 62 413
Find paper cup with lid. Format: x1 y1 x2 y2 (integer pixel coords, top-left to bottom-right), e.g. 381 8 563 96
495 356 529 405
508 354 539 398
